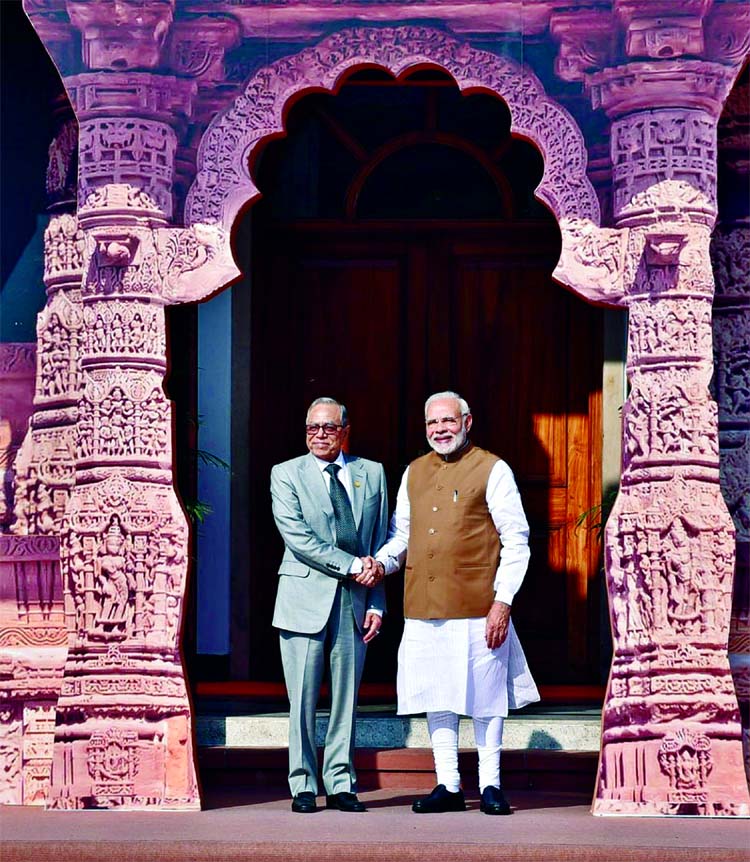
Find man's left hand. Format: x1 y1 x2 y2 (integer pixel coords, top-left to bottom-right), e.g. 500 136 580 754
362 611 382 644
485 601 511 650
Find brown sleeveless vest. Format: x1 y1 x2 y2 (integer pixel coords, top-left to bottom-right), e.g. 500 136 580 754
404 443 500 619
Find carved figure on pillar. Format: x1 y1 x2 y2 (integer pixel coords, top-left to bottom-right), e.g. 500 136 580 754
589 47 749 814
36 59 206 808
1 209 84 805
15 0 747 815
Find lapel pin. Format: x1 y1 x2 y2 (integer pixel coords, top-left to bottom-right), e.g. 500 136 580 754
354 481 361 488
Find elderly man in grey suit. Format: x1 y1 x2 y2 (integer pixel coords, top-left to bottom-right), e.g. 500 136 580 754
271 397 388 813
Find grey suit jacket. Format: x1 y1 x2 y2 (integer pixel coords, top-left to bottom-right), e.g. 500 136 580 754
271 453 388 634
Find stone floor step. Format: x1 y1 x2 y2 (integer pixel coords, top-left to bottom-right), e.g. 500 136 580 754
198 747 599 793
196 702 602 752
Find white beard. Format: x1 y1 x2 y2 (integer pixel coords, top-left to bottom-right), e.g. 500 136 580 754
428 424 468 456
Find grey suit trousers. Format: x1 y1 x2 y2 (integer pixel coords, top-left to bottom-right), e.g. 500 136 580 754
279 579 367 796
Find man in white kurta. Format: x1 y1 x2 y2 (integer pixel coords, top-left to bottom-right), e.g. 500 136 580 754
377 391 539 814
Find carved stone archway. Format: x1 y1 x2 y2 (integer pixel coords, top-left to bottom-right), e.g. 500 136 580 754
184 25 618 307
10 11 748 815
181 25 749 816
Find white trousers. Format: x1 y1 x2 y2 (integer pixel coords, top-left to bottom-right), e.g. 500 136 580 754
426 710 504 793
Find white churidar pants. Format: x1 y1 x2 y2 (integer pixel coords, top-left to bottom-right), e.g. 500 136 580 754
427 711 504 792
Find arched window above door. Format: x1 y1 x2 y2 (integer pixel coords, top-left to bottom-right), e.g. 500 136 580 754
253 70 552 224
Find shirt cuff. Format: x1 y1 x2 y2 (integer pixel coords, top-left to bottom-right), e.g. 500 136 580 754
375 554 399 576
493 589 514 606
349 557 363 575
366 608 383 617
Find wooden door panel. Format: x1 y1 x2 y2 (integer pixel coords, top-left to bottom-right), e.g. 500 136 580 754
249 249 407 680
445 246 601 681
448 261 570 485
297 259 403 466
250 225 603 684
512 525 568 679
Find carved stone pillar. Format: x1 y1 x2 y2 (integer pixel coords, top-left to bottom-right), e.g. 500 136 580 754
45 70 200 810
588 54 750 814
712 71 750 782
0 345 36 532
10 216 85 540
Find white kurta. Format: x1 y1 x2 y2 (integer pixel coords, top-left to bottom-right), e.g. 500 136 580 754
378 457 540 717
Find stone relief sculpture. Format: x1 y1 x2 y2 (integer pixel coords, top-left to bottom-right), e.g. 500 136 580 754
8 0 748 814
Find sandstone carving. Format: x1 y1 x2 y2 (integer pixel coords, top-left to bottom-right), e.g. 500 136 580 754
10 2 749 815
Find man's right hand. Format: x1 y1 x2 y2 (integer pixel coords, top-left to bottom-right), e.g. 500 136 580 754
353 556 385 587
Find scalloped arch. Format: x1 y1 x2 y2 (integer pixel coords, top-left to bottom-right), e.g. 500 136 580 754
185 25 617 304
187 26 600 228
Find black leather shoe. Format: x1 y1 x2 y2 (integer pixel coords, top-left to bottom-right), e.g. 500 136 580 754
291 791 317 813
412 784 466 813
479 785 512 815
325 791 366 812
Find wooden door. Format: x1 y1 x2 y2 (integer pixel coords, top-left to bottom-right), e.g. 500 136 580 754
249 221 602 684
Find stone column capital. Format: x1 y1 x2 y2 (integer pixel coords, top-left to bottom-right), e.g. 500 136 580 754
589 60 737 120
551 0 748 86
65 0 175 71
549 9 614 83
64 71 195 125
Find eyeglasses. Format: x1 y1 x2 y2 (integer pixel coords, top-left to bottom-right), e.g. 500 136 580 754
306 423 344 436
426 415 464 429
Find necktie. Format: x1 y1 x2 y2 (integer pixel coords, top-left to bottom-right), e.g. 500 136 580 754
324 463 359 555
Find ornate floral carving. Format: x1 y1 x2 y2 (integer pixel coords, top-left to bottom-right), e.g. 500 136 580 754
186 25 600 233
554 218 627 304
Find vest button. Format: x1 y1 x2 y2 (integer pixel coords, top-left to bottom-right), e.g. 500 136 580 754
432 506 438 512
429 576 435 582
428 528 436 534
436 484 443 490
428 552 434 559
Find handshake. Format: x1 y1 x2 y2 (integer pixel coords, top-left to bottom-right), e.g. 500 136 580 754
352 555 385 587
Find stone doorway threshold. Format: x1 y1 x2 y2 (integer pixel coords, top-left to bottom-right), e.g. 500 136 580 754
4 786 748 862
196 700 602 751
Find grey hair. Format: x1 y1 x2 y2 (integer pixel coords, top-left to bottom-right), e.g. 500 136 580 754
424 391 470 418
306 397 348 427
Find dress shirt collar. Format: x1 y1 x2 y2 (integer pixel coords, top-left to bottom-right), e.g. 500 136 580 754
312 450 347 472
